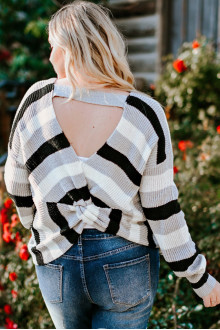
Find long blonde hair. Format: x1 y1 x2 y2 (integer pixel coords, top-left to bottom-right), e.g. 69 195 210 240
46 0 144 103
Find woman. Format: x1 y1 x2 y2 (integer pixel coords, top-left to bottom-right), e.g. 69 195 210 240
4 0 220 328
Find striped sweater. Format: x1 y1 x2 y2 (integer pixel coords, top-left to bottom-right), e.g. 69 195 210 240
4 77 217 299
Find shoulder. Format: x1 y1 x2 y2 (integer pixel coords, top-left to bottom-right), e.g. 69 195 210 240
8 78 55 150
25 77 55 95
128 91 168 129
130 91 165 115
16 78 55 107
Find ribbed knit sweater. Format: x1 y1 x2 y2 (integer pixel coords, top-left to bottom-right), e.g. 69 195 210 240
4 77 217 299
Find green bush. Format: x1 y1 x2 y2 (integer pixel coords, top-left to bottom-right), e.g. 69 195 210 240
148 36 220 329
0 194 54 329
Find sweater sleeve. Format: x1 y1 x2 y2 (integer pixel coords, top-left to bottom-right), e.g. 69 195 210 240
4 151 35 230
3 82 38 230
138 98 217 299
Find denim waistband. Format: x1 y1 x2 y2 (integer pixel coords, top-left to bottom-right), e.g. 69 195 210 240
81 228 116 239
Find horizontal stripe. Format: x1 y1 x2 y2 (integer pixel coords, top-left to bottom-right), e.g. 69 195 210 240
7 192 34 207
140 168 175 193
154 224 191 250
142 199 181 220
190 272 209 289
31 162 83 197
166 244 201 272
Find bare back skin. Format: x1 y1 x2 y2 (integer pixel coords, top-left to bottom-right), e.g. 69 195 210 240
52 81 129 158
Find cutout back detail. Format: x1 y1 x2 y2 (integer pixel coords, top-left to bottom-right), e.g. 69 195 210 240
51 83 131 162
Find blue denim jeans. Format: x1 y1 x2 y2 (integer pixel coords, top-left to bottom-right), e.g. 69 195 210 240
34 229 160 329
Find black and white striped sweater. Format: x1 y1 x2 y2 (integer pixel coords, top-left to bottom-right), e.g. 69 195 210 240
4 77 216 298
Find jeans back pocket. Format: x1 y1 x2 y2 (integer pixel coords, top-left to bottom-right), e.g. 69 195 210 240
35 263 63 304
103 254 151 307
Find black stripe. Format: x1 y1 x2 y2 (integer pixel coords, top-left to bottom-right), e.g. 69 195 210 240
58 186 90 204
7 192 34 207
127 95 166 164
144 220 156 248
31 247 44 265
142 199 181 220
190 272 209 289
26 133 70 173
167 244 201 272
46 202 80 244
32 226 41 245
91 194 109 208
9 83 54 149
105 208 122 235
97 143 142 186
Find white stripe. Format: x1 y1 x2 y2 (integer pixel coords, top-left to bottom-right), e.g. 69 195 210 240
174 255 206 277
118 117 152 157
16 209 33 229
21 104 55 146
140 168 175 193
44 240 64 260
82 162 132 208
154 224 191 250
32 162 83 197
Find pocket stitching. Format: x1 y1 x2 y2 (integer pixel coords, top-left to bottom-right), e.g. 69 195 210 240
39 264 63 303
104 254 149 269
104 254 151 306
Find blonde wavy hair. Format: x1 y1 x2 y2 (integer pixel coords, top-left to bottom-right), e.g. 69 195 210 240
46 0 144 103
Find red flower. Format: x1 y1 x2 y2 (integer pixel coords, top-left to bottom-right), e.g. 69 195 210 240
4 198 13 209
4 305 12 315
3 232 12 243
178 140 187 151
19 244 29 260
173 59 187 73
11 231 22 244
15 232 22 241
0 283 4 291
178 140 193 151
173 166 178 174
217 125 220 134
11 214 19 227
3 222 12 243
0 208 9 225
3 223 11 233
11 290 18 298
4 318 18 329
192 40 200 49
9 272 17 281
149 84 156 90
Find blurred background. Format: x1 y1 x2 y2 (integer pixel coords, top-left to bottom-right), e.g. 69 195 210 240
0 0 220 329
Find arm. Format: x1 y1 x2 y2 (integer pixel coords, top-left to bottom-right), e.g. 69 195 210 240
3 82 38 229
4 152 35 230
139 98 217 299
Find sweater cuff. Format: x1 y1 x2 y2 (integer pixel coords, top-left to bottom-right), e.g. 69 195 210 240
190 272 217 298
